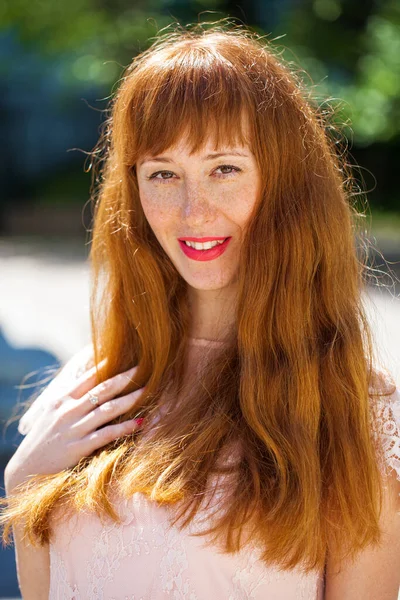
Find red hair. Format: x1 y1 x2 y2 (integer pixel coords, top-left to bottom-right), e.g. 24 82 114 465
1 19 396 574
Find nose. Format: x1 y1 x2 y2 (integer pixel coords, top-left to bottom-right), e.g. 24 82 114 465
181 181 217 226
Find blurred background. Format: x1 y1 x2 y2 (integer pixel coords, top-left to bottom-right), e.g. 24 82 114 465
1 0 399 597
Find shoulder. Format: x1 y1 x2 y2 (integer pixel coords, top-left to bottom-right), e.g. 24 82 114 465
368 366 400 484
17 343 95 436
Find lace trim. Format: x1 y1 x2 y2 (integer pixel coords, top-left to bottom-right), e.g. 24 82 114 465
373 383 400 484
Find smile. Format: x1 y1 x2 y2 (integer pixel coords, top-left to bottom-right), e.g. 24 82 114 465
178 237 231 261
183 240 225 250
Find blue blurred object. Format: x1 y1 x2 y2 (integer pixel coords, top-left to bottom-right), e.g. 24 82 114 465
0 327 60 598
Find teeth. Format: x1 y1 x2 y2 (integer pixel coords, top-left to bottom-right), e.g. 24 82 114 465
183 240 225 250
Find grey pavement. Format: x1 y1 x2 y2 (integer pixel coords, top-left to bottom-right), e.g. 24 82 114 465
0 237 91 363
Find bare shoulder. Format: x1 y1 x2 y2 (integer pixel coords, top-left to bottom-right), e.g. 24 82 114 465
12 522 51 600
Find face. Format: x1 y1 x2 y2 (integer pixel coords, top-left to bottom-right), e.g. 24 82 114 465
136 136 261 293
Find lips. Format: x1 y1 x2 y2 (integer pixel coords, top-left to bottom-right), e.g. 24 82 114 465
178 237 231 262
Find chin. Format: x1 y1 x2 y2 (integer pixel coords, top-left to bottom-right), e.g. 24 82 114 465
184 275 236 292
169 254 237 290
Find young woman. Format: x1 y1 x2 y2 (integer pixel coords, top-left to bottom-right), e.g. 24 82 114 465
2 20 400 600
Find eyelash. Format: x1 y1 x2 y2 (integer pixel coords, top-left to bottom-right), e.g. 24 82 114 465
146 165 242 183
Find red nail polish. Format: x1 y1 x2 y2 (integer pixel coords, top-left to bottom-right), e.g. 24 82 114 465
135 417 144 427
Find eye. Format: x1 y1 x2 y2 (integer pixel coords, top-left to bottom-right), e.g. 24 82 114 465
214 164 242 177
147 170 175 182
146 164 242 183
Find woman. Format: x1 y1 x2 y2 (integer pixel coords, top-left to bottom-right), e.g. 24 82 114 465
2 20 400 600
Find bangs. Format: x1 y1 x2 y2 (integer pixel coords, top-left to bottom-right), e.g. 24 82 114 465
122 42 256 165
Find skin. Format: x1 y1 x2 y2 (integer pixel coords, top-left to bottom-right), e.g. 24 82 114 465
136 135 262 341
6 361 146 488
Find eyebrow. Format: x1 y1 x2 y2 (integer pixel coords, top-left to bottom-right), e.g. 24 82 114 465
138 151 250 166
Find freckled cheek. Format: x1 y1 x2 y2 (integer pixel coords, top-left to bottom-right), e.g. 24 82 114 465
220 188 258 230
139 193 179 242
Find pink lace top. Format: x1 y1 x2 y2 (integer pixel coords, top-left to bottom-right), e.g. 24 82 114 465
18 342 400 600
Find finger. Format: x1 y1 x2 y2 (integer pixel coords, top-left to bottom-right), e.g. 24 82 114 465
67 359 108 399
18 404 41 435
18 357 107 435
71 387 146 437
18 416 32 436
18 364 75 434
70 365 141 416
80 418 144 455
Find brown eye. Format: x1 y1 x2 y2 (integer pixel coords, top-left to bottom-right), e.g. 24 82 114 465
148 171 175 181
215 165 242 176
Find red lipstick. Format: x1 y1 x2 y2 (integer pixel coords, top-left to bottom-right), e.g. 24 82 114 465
178 237 231 262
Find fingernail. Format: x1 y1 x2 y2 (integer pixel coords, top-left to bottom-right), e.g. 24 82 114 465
135 417 144 427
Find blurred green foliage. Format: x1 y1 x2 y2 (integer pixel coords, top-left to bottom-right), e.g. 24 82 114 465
2 0 399 146
1 0 172 86
1 0 399 212
281 0 400 147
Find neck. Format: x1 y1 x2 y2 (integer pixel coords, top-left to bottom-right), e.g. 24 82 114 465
187 284 237 342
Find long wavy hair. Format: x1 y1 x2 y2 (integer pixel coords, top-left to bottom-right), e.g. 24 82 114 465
1 19 396 574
